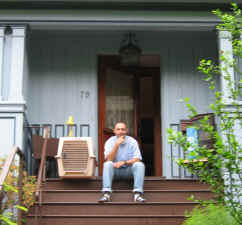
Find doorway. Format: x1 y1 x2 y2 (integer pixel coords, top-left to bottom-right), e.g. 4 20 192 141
98 55 162 176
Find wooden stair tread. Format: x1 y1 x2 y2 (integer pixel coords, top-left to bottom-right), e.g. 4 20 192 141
27 214 186 218
40 189 214 203
46 177 197 181
35 201 197 205
28 204 196 216
26 216 184 225
43 178 209 191
42 189 211 192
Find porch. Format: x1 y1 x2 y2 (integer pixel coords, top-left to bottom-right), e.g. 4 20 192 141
0 2 240 225
21 29 218 179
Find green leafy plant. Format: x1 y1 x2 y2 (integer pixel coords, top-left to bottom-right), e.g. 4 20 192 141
168 3 242 224
184 204 240 225
22 172 37 209
0 158 36 224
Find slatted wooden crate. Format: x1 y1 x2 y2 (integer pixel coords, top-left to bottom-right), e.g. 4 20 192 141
56 137 96 179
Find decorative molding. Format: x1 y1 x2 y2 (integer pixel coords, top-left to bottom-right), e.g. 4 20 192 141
0 9 221 31
0 0 238 11
0 102 26 113
11 25 26 37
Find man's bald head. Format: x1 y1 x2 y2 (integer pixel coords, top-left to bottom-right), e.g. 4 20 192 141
113 122 128 137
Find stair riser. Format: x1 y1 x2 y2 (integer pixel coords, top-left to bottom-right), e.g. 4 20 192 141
29 204 196 215
42 191 214 203
44 180 210 190
26 217 185 225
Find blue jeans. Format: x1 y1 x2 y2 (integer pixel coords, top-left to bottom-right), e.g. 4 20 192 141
102 161 145 193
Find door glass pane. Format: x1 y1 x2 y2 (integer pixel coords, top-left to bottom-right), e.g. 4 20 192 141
105 68 134 135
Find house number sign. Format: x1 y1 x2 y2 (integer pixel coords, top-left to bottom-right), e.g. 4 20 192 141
80 91 90 99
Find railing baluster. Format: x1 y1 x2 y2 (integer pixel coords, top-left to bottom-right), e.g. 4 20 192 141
36 126 50 200
17 153 25 225
55 124 65 138
80 124 90 137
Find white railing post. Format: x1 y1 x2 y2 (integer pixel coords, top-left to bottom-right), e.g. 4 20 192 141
218 30 235 104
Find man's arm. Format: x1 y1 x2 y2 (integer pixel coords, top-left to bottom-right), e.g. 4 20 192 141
105 136 125 161
113 158 140 168
125 158 140 166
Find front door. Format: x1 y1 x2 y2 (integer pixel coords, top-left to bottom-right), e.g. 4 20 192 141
98 55 162 176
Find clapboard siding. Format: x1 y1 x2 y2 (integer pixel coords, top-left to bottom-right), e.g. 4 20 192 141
161 36 218 178
27 30 218 177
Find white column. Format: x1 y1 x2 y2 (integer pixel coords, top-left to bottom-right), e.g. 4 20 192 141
8 26 26 102
0 27 5 101
218 30 235 104
218 31 242 206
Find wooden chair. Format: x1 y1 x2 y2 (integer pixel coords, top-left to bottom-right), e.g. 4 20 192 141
180 113 215 149
32 134 59 177
180 113 216 163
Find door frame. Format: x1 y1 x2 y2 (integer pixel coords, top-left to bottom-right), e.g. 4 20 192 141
98 55 162 176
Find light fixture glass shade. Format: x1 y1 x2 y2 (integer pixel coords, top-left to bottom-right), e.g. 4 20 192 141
119 33 142 66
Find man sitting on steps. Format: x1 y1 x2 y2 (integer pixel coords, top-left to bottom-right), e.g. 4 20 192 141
99 122 146 203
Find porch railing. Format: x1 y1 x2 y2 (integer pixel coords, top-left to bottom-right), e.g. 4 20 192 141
26 123 90 138
169 123 194 179
35 127 50 202
23 119 35 175
24 123 91 177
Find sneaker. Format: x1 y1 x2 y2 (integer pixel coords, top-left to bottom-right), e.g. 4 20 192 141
98 192 111 203
134 192 146 203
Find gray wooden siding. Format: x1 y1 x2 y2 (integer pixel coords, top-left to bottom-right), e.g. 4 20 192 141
26 31 218 177
161 37 219 178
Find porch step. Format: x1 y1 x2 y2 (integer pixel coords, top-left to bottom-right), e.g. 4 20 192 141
29 202 196 216
25 178 214 225
26 215 185 225
44 177 210 190
42 189 214 203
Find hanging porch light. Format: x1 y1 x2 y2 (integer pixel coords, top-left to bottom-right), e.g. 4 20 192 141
119 32 142 66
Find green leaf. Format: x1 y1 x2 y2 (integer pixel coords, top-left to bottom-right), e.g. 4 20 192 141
184 97 190 102
187 195 195 201
0 216 17 225
16 205 28 212
3 183 18 193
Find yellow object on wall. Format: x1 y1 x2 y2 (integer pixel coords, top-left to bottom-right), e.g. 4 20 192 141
66 116 74 137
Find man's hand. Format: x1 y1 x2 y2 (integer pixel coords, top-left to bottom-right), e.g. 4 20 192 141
116 135 125 145
113 161 125 168
105 135 126 161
